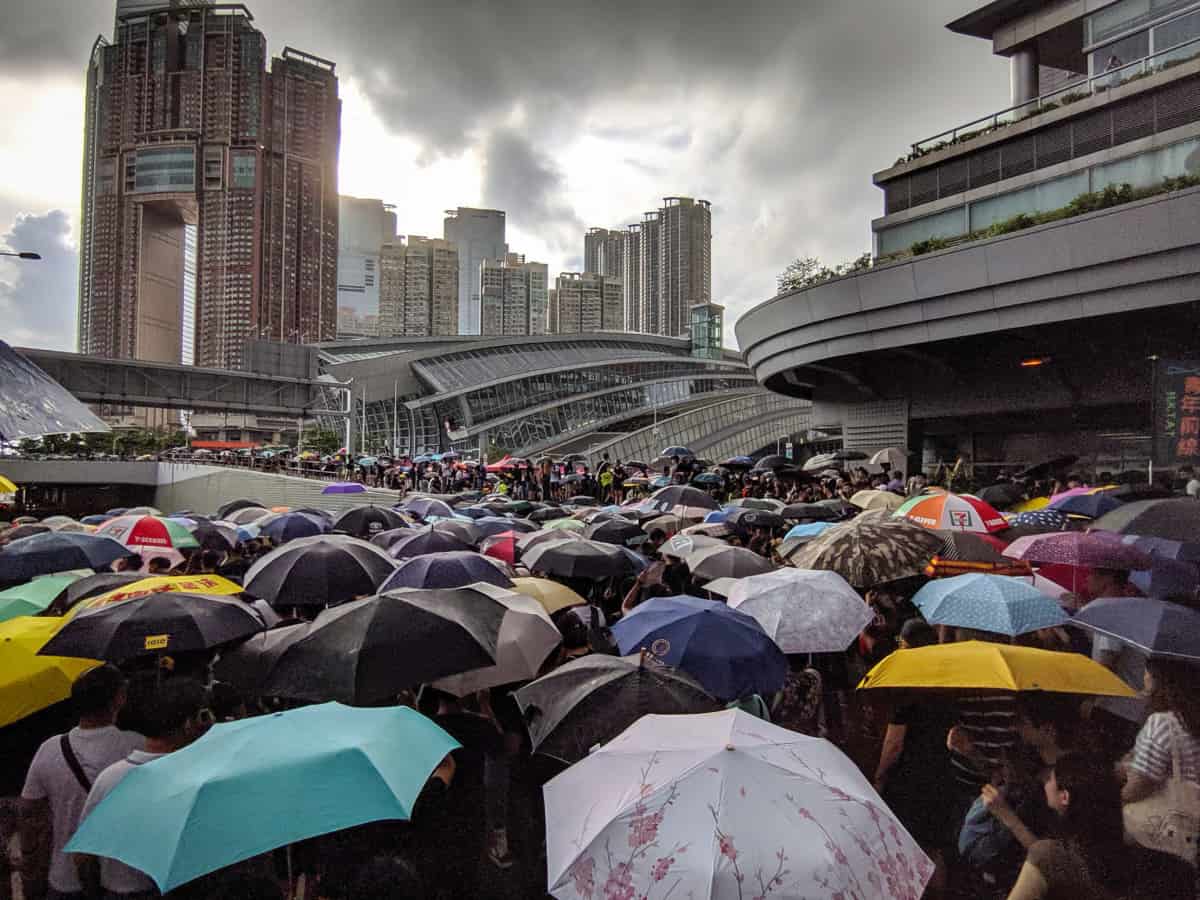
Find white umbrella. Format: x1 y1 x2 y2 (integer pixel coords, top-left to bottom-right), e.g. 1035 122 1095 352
870 447 908 469
432 583 561 696
726 569 872 654
545 709 933 900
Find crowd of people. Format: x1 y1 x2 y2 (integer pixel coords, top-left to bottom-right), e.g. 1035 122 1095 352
1 454 1199 899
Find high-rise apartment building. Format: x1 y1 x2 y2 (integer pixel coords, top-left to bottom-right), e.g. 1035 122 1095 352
622 222 643 333
443 207 506 335
637 211 662 335
336 195 396 336
480 254 548 337
378 236 459 337
584 227 624 279
551 272 624 334
79 3 340 372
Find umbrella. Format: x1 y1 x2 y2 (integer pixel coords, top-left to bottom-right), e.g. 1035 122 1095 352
790 516 944 589
509 576 587 615
378 551 513 591
0 616 100 728
52 573 146 614
1092 498 1200 541
660 533 726 559
1017 454 1079 479
529 506 569 523
260 511 330 544
517 529 586 554
1131 556 1200 599
0 574 81 623
40 515 79 531
523 538 645 579
870 446 908 469
401 497 456 520
659 445 694 459
781 503 839 521
190 521 240 552
80 515 113 526
224 506 272 525
911 574 1067 637
612 595 787 700
331 505 409 539
39 593 264 662
244 536 396 609
643 513 690 535
65 703 459 894
322 482 367 495
262 588 505 703
1011 508 1069 532
388 527 475 558
783 521 836 542
752 454 790 471
480 531 519 565
1012 496 1052 513
683 544 776 580
544 517 587 532
849 489 905 512
978 483 1025 509
1050 493 1123 519
514 655 719 763
1 524 48 541
690 472 723 486
1003 531 1152 570
935 530 1008 562
475 515 535 536
544 709 934 900
681 522 735 539
897 492 1006 533
369 527 418 551
211 623 309 695
726 498 786 512
0 532 133 581
0 475 16 493
726 568 873 653
724 508 785 531
802 452 839 471
432 586 562 696
123 506 163 517
858 640 1137 696
454 506 493 520
216 498 265 519
1072 597 1200 661
584 517 645 548
720 456 754 469
428 517 482 545
647 485 720 514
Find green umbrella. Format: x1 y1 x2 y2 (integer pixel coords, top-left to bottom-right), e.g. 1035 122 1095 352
544 518 586 532
0 573 81 623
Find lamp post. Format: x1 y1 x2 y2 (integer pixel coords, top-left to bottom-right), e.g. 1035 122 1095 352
0 251 41 260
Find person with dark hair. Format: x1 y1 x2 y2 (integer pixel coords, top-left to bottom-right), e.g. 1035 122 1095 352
20 665 142 900
1122 657 1200 805
144 557 171 575
74 678 210 899
316 854 423 899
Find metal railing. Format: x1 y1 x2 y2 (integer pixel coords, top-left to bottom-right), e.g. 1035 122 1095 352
908 35 1200 159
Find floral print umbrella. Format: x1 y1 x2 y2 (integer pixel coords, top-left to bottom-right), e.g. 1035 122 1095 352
789 517 944 590
545 709 932 900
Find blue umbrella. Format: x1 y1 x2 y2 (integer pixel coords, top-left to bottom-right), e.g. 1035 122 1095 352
1050 493 1123 519
912 574 1068 637
236 524 260 542
1073 597 1200 661
691 473 722 486
260 511 329 544
611 595 787 701
65 703 459 893
1124 535 1200 563
1012 508 1069 532
455 506 493 520
1131 557 1200 600
784 522 836 541
703 509 731 524
80 514 112 526
379 551 513 591
0 532 132 581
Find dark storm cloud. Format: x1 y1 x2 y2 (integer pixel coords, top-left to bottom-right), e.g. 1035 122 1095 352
479 128 584 254
0 210 78 350
0 2 109 76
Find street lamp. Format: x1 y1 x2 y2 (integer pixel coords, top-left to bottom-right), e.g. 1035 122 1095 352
0 251 41 260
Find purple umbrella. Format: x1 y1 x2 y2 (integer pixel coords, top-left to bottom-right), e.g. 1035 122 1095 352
388 527 475 559
1004 531 1152 570
379 551 513 591
322 482 366 495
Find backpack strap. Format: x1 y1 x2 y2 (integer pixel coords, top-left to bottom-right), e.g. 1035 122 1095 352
59 733 92 793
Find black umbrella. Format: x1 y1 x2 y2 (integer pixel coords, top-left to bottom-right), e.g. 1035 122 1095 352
454 506 493 520
38 593 264 661
260 512 330 544
212 624 311 695
50 572 146 615
1016 455 1079 480
191 521 239 552
514 654 719 763
529 506 569 523
1093 498 1200 542
684 544 776 580
331 505 410 539
725 508 786 531
934 530 1007 563
522 538 645 579
781 503 838 521
565 495 596 505
647 485 721 513
388 528 474 558
401 497 457 520
261 587 506 704
370 527 418 550
243 536 396 609
475 516 535 537
379 551 513 591
3 524 51 542
216 498 265 519
0 532 133 581
429 518 482 545
752 454 790 471
978 483 1024 509
584 517 646 548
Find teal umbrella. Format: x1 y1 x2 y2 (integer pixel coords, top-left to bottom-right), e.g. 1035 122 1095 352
0 573 80 623
66 703 459 893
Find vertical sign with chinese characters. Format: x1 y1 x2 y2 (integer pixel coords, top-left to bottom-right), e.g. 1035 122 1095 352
1155 359 1200 467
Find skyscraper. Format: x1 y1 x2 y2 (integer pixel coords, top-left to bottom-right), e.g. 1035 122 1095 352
552 272 624 334
378 236 459 337
336 195 396 336
584 227 624 279
78 3 340 372
443 207 506 335
622 222 643 333
480 254 548 337
638 210 662 335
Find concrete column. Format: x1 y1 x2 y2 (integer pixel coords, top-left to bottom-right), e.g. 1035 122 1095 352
1010 44 1040 107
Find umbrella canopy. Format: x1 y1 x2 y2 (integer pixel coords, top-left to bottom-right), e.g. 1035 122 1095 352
401 497 456 520
978 483 1024 509
684 544 775 580
0 616 101 728
849 489 905 512
428 517 482 545
189 521 240 552
659 445 694 459
911 574 1068 637
475 515 535 536
509 576 587 615
65 703 459 894
720 456 755 469
647 485 721 515
225 506 272 525
1072 597 1200 661
79 514 113 526
935 530 1008 562
322 482 367 495
39 592 264 661
1011 508 1069 533
897 492 1006 533
1051 492 1123 519
529 506 570 523
2 524 48 541
1092 498 1200 541
752 453 790 470
545 709 933 900
369 527 418 551
790 516 944 589
0 475 16 493
0 531 132 581
857 640 1138 695
514 655 718 763
523 538 645 579
612 595 787 700
781 503 839 521
97 514 200 551
583 517 645 548
215 498 264 519
726 498 786 512
643 513 691 535
331 505 409 539
211 623 308 695
262 588 505 703
1003 531 1152 569
1131 556 1200 599
244 536 396 609
783 521 836 542
432 586 562 696
480 531 519 565
726 569 873 654
870 446 908 468
123 506 163 517
660 533 726 559
388 527 475 558
517 529 586 554
40 515 79 530
545 517 588 533
0 574 81 624
53 573 146 614
260 511 330 544
379 550 513 591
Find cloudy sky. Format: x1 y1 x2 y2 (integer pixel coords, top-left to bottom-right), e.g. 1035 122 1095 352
0 0 1008 351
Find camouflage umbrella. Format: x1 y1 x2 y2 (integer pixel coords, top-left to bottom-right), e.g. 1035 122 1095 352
789 516 943 589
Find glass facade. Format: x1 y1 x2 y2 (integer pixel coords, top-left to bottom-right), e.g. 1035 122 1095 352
877 206 967 256
132 146 196 194
1087 1 1200 74
1086 0 1197 48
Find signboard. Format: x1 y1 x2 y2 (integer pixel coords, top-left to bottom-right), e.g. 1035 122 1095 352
1155 358 1200 467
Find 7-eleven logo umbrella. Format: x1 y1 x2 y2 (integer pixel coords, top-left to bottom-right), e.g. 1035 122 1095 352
895 493 1007 533
97 515 199 550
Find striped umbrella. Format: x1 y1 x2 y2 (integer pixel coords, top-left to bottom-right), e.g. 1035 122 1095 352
896 493 1006 533
97 515 199 551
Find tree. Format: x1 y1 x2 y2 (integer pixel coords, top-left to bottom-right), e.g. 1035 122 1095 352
301 428 342 456
777 253 873 294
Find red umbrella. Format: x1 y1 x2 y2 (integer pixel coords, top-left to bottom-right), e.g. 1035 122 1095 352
481 531 519 565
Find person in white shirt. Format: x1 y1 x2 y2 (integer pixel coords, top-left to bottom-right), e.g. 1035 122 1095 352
73 678 210 900
20 664 143 900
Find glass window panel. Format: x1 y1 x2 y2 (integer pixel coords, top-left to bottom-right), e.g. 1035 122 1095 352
1092 136 1200 189
1154 8 1200 52
877 206 967 255
968 171 1089 232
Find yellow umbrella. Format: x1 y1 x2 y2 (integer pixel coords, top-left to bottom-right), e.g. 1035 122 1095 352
857 640 1136 696
509 576 587 615
849 489 905 512
0 475 16 494
1012 496 1050 513
72 574 244 616
0 616 100 728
